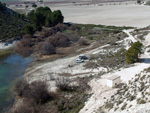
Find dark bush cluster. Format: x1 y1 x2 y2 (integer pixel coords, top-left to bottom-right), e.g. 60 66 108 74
56 78 78 92
40 42 56 55
12 100 45 113
47 34 70 47
14 79 55 104
15 34 33 57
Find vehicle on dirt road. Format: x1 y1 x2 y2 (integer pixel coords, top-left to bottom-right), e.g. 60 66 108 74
79 55 88 60
76 59 84 63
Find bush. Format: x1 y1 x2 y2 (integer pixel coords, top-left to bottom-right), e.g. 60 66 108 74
70 24 79 31
24 25 35 35
54 23 67 32
138 99 146 104
40 42 56 55
15 34 33 57
121 103 127 110
78 38 89 46
14 79 28 97
23 81 52 104
69 34 80 42
15 80 56 104
47 34 70 47
12 100 45 113
126 41 142 64
56 78 77 92
129 95 136 101
32 4 37 8
15 46 32 57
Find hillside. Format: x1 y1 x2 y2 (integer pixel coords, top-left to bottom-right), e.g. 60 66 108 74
0 2 27 41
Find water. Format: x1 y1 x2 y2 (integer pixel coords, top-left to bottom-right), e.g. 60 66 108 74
0 53 32 113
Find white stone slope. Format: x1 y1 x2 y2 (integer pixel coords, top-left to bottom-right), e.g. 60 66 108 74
79 29 150 113
108 70 150 113
116 103 150 113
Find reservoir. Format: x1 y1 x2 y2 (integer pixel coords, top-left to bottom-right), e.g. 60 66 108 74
0 53 32 113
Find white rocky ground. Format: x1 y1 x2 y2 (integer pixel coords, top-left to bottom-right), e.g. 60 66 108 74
0 41 16 50
79 29 150 113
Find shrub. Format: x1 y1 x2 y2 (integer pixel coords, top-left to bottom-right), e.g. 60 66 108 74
15 46 32 57
23 81 52 104
78 38 89 46
129 95 136 101
56 78 77 92
84 62 98 69
126 41 142 64
47 34 70 47
21 34 33 46
69 34 80 42
40 42 55 55
15 80 56 104
24 25 35 35
70 24 79 31
121 103 127 110
32 4 37 8
138 99 146 104
15 34 34 57
14 79 28 97
54 23 67 32
13 100 45 113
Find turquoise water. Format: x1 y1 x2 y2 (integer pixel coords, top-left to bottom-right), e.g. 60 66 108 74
0 54 32 113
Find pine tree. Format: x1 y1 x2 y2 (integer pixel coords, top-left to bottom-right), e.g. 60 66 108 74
126 41 142 64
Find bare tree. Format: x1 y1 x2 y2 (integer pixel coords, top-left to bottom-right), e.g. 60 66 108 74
23 81 54 104
78 38 89 46
47 34 70 47
40 42 55 55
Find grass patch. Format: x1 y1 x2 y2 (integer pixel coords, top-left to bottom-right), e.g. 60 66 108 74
0 50 13 60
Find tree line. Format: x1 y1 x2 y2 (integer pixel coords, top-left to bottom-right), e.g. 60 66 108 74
25 7 64 34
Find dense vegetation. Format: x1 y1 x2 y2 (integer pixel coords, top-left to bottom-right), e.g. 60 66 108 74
0 2 64 41
15 23 132 58
126 41 142 64
13 78 90 113
26 7 64 33
0 2 27 41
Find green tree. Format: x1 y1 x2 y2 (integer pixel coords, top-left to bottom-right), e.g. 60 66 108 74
45 12 52 27
27 6 64 30
0 2 6 11
24 25 34 35
32 4 37 8
51 10 64 26
126 41 142 64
